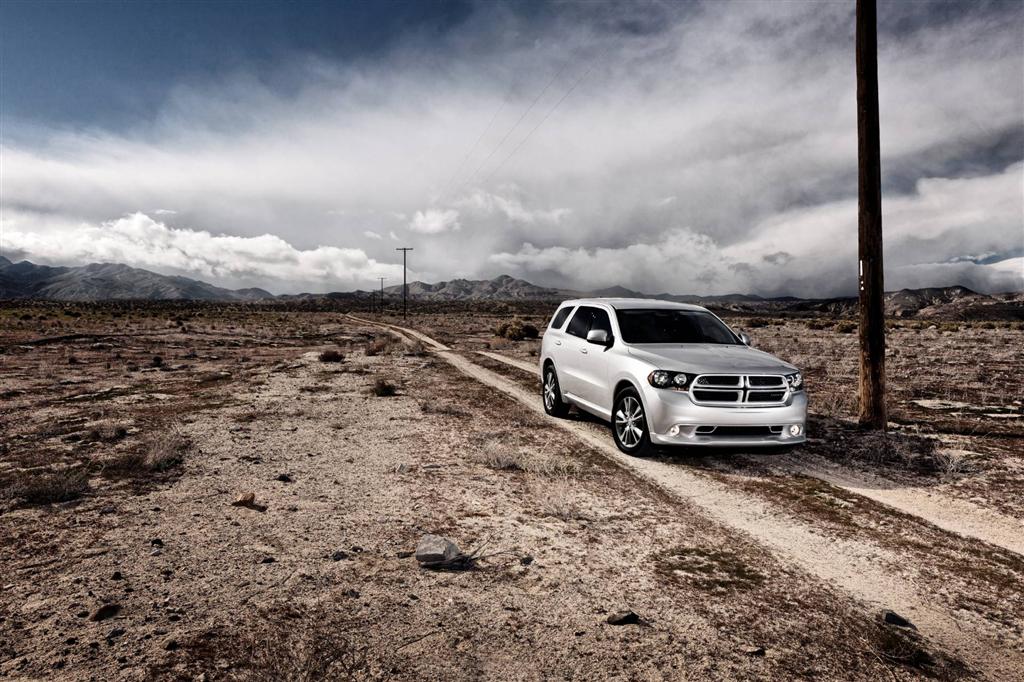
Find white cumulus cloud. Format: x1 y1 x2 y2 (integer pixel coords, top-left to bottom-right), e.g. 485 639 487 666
3 212 404 293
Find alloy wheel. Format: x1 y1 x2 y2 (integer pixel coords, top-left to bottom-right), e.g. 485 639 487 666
543 371 557 411
615 396 644 448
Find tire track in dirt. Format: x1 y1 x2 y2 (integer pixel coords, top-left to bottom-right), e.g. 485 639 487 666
347 316 1024 679
477 346 1024 559
763 454 1024 557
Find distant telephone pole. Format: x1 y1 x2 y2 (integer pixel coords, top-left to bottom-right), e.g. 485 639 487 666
395 247 413 319
856 0 887 430
377 277 386 314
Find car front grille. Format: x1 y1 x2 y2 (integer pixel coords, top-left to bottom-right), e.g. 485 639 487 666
706 426 776 437
690 374 789 406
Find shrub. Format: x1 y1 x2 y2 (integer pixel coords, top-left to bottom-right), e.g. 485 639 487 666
495 318 539 341
370 378 397 397
835 321 857 334
318 349 345 363
746 318 771 328
150 355 164 368
364 335 396 356
805 318 833 330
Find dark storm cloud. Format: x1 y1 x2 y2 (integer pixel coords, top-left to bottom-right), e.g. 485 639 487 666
2 0 1021 295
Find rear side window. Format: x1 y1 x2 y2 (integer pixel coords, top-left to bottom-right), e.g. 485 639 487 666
566 306 609 339
549 306 574 330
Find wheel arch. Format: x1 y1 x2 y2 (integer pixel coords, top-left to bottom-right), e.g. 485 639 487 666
613 378 640 399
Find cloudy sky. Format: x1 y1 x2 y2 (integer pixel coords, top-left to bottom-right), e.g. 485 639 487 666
1 0 1021 296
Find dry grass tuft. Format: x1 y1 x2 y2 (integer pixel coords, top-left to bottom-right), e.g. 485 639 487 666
473 441 580 477
104 426 191 476
318 349 345 363
535 477 587 521
3 467 89 505
419 401 470 418
177 604 372 682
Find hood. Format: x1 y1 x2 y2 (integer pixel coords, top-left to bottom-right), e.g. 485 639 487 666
626 343 797 375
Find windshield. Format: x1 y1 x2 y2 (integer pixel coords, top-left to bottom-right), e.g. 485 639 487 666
615 309 740 345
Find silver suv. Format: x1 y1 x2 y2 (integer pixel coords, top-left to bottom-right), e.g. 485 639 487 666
539 299 807 456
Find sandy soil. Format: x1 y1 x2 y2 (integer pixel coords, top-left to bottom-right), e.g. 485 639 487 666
2 304 1023 680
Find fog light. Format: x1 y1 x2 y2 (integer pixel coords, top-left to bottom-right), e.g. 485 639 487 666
669 425 680 437
789 424 802 437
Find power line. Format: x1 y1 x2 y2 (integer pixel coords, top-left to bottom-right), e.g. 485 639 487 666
447 59 574 199
482 50 607 186
435 97 508 202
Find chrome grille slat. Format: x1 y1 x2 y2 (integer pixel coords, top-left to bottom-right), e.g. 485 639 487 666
690 374 789 407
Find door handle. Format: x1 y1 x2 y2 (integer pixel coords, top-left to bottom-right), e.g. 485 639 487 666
555 340 562 346
580 348 588 354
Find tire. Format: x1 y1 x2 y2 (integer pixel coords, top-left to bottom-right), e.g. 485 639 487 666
612 388 656 457
542 364 570 418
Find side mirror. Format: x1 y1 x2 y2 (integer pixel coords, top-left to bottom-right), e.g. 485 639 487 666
738 331 751 346
586 329 610 346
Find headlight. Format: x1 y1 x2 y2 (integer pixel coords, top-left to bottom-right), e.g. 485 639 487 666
648 370 693 390
785 372 803 389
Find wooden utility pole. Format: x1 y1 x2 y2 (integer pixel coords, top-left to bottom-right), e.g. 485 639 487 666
395 247 413 319
378 277 386 315
856 0 886 430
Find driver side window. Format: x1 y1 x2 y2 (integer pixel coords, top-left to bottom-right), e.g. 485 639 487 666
565 307 595 338
590 309 612 336
565 306 611 340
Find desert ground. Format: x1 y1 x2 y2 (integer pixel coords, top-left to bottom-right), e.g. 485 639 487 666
1 301 1023 681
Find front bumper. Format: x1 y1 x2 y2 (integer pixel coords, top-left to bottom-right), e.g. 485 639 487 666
643 386 808 447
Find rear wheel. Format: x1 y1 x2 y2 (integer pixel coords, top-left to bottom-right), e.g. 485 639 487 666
542 365 570 418
612 388 655 457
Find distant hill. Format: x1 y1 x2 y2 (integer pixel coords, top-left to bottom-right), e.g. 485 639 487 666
1 256 1020 319
383 274 572 301
0 257 272 301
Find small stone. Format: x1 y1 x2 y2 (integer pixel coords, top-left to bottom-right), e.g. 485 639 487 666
150 549 162 557
396 550 413 559
344 588 360 599
331 551 349 561
741 645 766 657
89 603 121 622
150 539 163 547
415 534 460 565
882 610 916 629
164 639 179 651
260 557 275 564
111 571 123 581
520 555 534 566
230 492 266 511
606 610 640 626
106 627 125 641
275 473 292 483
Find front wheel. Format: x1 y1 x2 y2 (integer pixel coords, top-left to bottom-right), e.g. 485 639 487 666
542 365 570 418
612 388 655 457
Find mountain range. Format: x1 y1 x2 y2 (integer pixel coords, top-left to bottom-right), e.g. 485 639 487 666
1 256 1021 319
0 256 271 302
